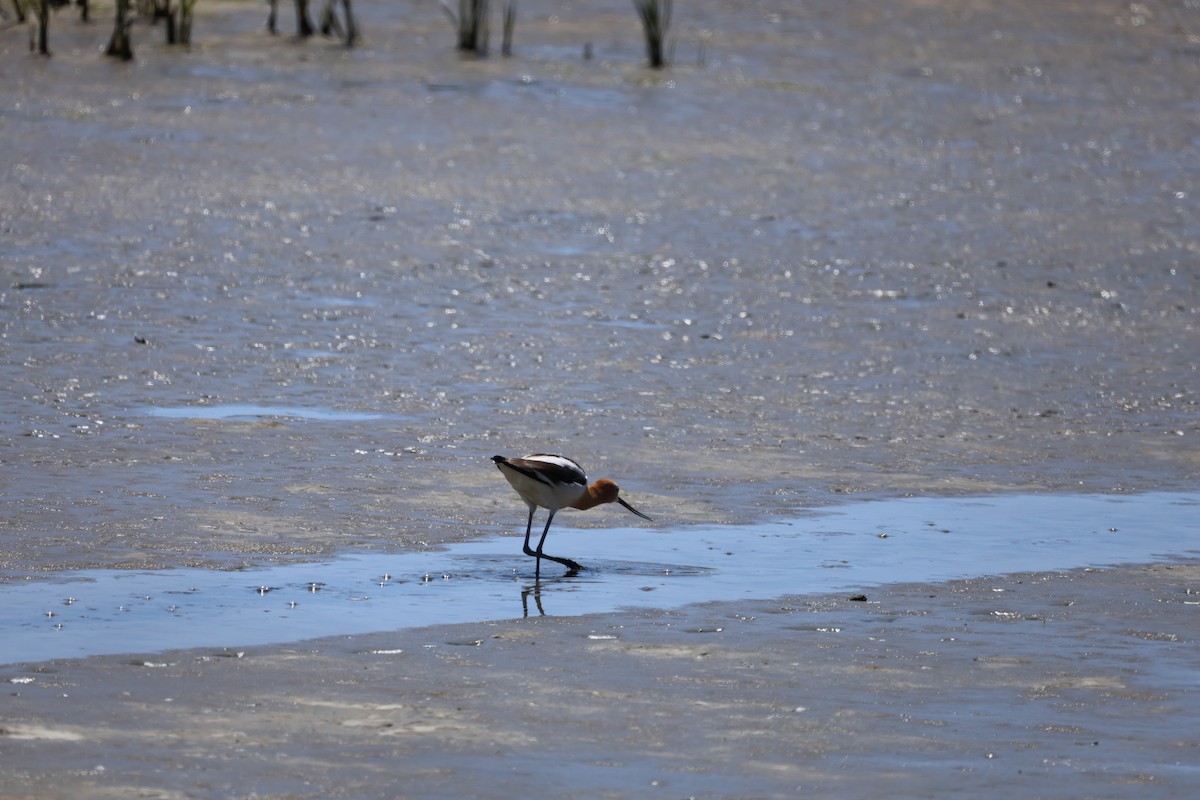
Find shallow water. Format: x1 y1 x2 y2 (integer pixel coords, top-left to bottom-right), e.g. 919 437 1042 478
3 491 1195 666
3 6 1198 798
135 404 387 421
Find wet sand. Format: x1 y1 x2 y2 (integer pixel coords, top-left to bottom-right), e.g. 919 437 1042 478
2 0 1199 796
4 562 1199 797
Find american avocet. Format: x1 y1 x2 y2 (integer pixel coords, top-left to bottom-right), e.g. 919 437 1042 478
492 454 652 578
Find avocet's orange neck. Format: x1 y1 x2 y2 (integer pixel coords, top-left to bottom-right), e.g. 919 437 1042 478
569 479 620 511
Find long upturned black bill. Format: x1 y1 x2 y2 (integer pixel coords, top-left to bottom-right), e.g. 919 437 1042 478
618 497 652 520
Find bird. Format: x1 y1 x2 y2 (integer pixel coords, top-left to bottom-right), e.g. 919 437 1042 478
492 454 652 578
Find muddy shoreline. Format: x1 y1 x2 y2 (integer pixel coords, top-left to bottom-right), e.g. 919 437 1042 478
2 0 1199 796
3 0 1197 575
4 562 1199 798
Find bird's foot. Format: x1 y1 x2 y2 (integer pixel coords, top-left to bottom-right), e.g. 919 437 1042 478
533 552 582 576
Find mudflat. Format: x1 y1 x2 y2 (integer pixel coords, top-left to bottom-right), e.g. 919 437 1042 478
2 1 1198 797
3 562 1199 798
